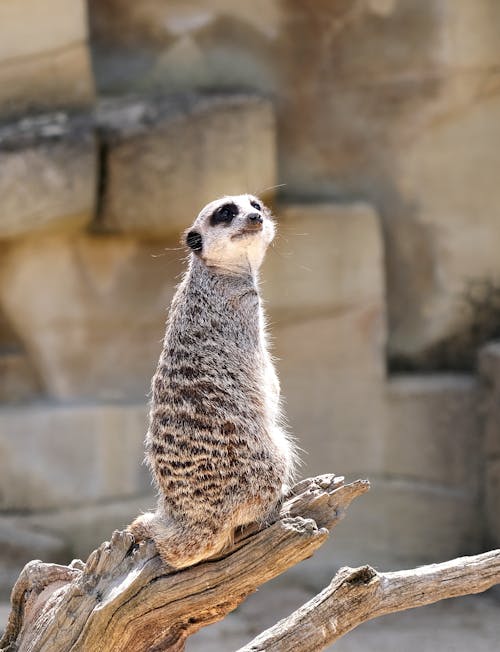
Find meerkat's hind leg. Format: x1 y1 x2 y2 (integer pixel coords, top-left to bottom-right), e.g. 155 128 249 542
127 511 157 543
133 514 234 569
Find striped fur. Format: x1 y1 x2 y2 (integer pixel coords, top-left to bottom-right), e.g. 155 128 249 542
129 195 297 568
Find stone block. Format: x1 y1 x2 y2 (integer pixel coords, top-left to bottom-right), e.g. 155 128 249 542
274 313 386 479
388 92 500 366
444 0 500 70
98 94 276 236
0 233 182 400
0 518 68 598
88 0 280 94
485 459 500 547
0 44 95 118
0 0 88 61
0 353 41 403
479 342 500 548
304 477 480 583
265 201 387 478
21 495 154 562
0 114 96 239
262 202 385 322
385 375 480 488
478 341 500 456
0 0 94 116
0 403 149 511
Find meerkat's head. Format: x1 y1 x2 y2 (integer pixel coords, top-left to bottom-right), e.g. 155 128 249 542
184 194 275 274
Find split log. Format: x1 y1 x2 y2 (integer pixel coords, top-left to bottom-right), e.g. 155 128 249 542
0 474 368 652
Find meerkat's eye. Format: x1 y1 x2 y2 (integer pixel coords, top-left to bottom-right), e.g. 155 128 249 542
211 203 239 226
250 200 261 211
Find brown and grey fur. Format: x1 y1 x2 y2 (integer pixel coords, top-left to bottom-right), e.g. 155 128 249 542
129 194 297 568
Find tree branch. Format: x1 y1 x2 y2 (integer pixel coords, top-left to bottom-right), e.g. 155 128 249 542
238 549 500 652
0 474 368 652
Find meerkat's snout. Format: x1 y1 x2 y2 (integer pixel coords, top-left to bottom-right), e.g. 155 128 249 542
247 212 263 228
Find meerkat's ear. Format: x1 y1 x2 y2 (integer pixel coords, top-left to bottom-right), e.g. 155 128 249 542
185 230 203 253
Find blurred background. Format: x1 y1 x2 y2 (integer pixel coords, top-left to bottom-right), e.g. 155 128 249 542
1 1 500 649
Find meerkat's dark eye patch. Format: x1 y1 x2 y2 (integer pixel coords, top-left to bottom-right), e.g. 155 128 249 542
186 230 203 253
210 202 239 226
250 200 261 211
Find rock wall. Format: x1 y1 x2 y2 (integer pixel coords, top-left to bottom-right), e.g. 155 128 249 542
0 0 498 595
89 0 500 370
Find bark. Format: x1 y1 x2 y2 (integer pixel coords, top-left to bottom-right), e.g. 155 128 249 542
0 474 367 652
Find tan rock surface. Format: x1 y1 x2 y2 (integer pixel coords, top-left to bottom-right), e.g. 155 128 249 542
18 495 154 561
0 403 149 511
86 0 500 364
0 353 41 403
0 114 96 239
0 519 67 598
275 314 386 480
88 0 280 93
262 202 384 322
0 45 95 118
0 234 182 399
389 93 500 363
265 202 386 479
479 342 500 547
305 476 480 586
0 0 94 116
385 375 480 488
98 94 276 236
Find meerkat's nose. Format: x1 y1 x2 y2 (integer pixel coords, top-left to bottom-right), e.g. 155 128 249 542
247 213 263 225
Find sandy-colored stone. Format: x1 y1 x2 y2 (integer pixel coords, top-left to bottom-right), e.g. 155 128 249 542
98 94 276 236
485 459 500 547
272 2 500 367
0 0 94 116
445 0 500 70
88 0 280 94
262 202 384 322
265 202 386 478
19 495 154 562
479 341 500 547
275 313 386 480
478 341 500 456
0 44 95 118
0 519 68 598
0 403 149 511
87 0 500 365
0 233 182 400
389 93 500 364
304 476 480 586
0 114 96 239
385 375 480 488
0 352 41 403
0 0 88 61
89 1 500 93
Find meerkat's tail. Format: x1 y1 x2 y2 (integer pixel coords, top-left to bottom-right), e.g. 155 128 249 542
128 511 233 569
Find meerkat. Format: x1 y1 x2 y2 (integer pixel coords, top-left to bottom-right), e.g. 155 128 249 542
128 194 297 569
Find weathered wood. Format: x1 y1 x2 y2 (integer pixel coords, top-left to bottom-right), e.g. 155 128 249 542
238 549 500 651
0 474 368 652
